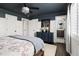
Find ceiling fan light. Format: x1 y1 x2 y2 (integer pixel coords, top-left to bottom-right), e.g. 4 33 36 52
22 7 29 14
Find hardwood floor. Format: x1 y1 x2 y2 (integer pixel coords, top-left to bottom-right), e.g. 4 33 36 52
55 43 70 56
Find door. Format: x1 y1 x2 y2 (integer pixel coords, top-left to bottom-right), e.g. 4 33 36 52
0 17 7 37
6 14 17 35
16 20 23 35
22 18 29 36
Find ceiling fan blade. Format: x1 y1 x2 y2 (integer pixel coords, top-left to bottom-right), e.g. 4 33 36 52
24 3 27 7
29 7 39 10
23 3 39 10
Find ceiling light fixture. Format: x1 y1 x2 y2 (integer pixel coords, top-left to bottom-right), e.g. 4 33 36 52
22 7 29 14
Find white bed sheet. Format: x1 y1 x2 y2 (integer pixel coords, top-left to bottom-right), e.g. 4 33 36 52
9 35 44 53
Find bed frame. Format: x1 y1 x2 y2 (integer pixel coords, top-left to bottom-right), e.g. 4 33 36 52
34 49 44 56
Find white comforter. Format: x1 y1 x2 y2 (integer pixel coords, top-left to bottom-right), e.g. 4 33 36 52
0 36 34 56
0 35 44 56
9 35 44 53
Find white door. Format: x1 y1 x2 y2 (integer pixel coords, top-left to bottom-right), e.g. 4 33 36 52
16 20 23 35
29 20 36 37
6 14 17 35
22 18 29 36
0 17 7 37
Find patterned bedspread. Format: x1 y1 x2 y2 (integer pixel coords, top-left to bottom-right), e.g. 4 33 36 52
0 36 34 56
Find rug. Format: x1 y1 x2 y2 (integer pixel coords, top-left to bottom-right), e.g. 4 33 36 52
44 43 57 56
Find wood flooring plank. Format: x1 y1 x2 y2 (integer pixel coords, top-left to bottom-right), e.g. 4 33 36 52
55 43 70 56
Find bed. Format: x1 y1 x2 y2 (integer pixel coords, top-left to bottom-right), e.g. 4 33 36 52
0 35 44 56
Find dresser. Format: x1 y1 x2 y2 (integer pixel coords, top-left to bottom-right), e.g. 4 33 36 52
36 32 53 44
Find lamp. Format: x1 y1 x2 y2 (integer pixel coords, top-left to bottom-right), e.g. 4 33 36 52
22 7 29 14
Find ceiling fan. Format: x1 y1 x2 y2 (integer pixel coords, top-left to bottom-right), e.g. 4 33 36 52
24 3 39 10
22 3 39 15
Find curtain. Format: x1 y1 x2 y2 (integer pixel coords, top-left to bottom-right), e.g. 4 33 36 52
78 4 79 36
66 4 71 54
71 4 77 36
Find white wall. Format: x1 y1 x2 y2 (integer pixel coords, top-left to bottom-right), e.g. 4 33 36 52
55 16 66 30
0 13 41 37
28 19 41 37
0 17 7 37
0 13 29 37
50 20 57 43
6 14 17 35
54 15 66 43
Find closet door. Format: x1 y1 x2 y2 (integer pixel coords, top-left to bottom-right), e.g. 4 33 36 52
22 18 29 36
0 17 7 37
16 20 23 35
29 19 36 37
6 14 17 35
